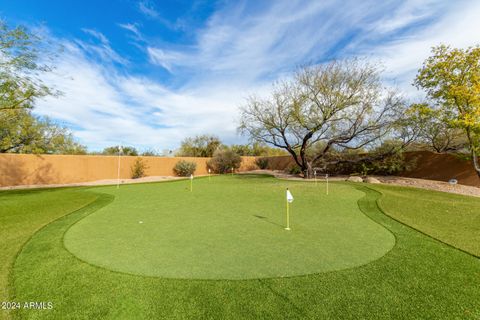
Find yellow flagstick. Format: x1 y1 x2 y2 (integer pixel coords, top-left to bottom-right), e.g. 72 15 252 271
190 174 193 192
208 168 211 181
231 167 234 176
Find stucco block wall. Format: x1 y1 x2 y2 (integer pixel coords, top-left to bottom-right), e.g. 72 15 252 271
0 154 257 187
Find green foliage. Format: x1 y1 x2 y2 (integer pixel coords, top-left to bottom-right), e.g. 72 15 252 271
0 109 87 154
103 145 138 156
131 158 148 179
207 148 242 173
405 103 468 153
286 164 302 175
176 135 222 157
255 157 269 169
0 21 57 112
230 142 287 156
173 160 197 176
327 141 415 176
415 45 480 175
141 149 158 157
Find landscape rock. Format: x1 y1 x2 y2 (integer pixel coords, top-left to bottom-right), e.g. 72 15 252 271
364 177 381 184
347 176 363 182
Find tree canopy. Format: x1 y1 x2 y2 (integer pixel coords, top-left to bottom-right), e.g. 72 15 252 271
176 135 222 157
405 103 467 153
239 60 405 177
102 146 138 156
0 109 86 154
0 20 56 112
0 21 84 155
415 45 480 177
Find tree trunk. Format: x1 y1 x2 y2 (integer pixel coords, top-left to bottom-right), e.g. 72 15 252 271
305 162 314 179
465 128 480 179
472 149 480 178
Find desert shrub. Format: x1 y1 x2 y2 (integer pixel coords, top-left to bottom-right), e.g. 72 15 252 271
131 158 148 179
327 151 416 176
255 157 269 169
286 164 302 175
207 148 242 173
174 160 197 176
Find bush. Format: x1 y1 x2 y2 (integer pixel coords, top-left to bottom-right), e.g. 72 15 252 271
286 164 302 175
131 158 148 179
174 160 197 176
208 149 242 173
255 157 269 169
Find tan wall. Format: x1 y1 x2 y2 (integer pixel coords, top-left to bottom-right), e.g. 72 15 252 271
2 151 477 188
403 151 480 187
0 154 258 187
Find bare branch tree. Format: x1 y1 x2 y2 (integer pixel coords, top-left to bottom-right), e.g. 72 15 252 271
238 60 406 177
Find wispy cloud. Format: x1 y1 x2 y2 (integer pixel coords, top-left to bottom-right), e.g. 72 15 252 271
79 28 128 65
138 0 159 18
118 23 141 37
33 0 480 151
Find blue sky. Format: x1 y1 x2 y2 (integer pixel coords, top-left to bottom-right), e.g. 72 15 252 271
1 0 479 152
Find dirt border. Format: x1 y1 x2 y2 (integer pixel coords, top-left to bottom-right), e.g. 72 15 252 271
241 170 480 198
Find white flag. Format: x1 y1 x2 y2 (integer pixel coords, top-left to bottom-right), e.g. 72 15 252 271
190 174 194 180
286 189 294 203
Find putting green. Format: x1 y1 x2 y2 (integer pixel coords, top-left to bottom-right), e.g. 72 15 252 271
64 175 394 279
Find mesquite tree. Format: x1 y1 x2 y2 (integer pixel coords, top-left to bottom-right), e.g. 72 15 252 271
238 60 405 177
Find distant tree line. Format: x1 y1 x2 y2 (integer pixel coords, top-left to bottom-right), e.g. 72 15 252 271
175 135 287 158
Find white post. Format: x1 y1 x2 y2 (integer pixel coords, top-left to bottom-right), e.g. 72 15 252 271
326 173 329 195
117 146 123 189
314 170 317 186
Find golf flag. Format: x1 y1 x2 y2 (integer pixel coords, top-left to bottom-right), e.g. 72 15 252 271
190 174 193 180
286 189 294 203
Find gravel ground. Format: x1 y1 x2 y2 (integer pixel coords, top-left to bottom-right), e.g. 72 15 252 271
243 170 480 198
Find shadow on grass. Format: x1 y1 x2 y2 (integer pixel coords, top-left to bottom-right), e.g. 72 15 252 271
253 214 285 228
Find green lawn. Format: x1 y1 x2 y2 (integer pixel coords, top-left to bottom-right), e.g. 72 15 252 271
64 176 393 279
370 184 480 257
0 188 99 320
1 175 480 319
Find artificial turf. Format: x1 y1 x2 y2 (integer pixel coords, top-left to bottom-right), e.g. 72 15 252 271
1 175 480 319
370 184 480 257
64 175 394 279
0 188 99 320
